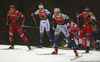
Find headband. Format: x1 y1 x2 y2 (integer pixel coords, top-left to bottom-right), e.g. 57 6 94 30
39 5 43 8
10 5 15 9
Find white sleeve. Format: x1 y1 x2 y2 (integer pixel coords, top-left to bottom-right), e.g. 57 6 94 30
62 14 69 19
34 10 39 15
91 16 96 20
45 9 51 14
53 14 55 18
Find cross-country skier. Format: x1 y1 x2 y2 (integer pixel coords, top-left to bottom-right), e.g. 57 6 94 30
52 8 78 56
31 3 53 48
77 7 96 53
7 4 31 50
66 21 80 48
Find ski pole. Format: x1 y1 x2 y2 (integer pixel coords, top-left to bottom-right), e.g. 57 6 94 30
23 25 39 29
76 12 79 27
48 20 56 30
32 16 38 27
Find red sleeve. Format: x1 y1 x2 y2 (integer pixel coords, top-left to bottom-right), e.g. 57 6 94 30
18 12 25 24
7 11 10 22
78 12 84 17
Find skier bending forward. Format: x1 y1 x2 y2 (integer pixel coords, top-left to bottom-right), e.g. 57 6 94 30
52 8 78 56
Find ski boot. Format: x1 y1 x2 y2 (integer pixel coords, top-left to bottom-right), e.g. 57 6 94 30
26 42 31 50
85 47 90 53
37 43 43 48
73 49 78 56
8 42 14 49
9 45 14 49
52 47 58 54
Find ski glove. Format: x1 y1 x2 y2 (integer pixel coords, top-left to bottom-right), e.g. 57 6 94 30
31 13 34 16
21 23 24 27
7 21 10 26
31 13 35 17
52 27 55 30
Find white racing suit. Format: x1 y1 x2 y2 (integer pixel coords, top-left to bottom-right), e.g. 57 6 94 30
52 13 78 56
34 9 53 44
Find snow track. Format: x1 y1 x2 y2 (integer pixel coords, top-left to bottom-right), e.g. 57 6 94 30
0 45 100 62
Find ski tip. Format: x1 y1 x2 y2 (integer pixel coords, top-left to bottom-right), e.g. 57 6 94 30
71 55 83 61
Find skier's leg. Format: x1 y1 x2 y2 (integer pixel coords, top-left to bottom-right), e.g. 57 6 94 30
64 27 78 56
46 31 53 46
39 33 44 47
73 34 79 46
9 25 15 49
66 36 78 56
52 26 60 54
78 26 86 48
16 23 31 50
85 28 92 53
46 19 53 45
52 34 59 54
39 21 44 48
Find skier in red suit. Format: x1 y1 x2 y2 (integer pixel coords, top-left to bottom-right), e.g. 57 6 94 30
66 21 80 47
77 7 96 53
7 4 31 50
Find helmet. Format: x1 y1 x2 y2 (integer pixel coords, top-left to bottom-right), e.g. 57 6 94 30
54 8 60 12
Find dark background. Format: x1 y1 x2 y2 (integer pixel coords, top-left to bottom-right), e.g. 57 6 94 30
0 0 100 46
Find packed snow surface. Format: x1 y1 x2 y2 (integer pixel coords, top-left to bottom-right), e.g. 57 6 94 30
0 45 100 62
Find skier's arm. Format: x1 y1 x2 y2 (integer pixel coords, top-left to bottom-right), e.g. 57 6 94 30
52 14 56 30
18 12 25 24
7 11 10 22
52 18 55 26
77 12 84 18
7 11 10 26
45 9 51 17
52 18 56 30
31 10 39 16
65 15 72 26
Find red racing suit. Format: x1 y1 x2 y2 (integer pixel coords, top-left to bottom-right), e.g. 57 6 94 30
77 11 96 47
7 10 28 43
66 22 80 45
